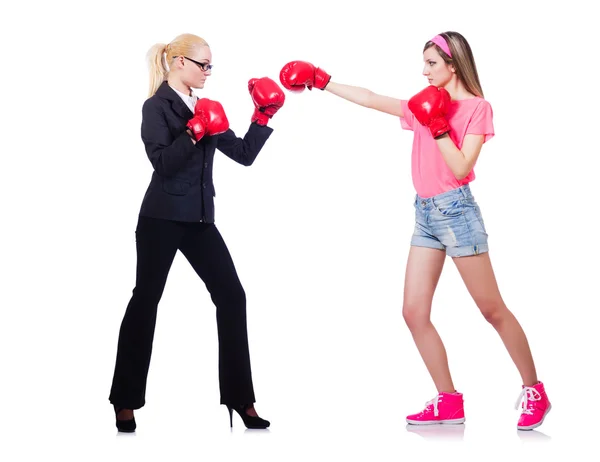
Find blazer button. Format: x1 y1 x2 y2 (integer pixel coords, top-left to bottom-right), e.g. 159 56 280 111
203 183 206 188
204 162 208 168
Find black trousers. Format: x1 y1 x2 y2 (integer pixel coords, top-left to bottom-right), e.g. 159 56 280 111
109 216 255 409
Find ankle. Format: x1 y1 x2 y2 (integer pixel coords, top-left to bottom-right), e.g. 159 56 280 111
115 407 134 420
522 379 539 387
244 405 258 417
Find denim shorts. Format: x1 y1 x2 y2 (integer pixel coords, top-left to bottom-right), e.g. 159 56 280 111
411 184 488 257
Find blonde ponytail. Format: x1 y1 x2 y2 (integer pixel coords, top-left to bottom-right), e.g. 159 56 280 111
146 43 169 98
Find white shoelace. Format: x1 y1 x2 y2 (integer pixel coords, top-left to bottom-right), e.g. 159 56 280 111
514 387 541 415
424 395 442 417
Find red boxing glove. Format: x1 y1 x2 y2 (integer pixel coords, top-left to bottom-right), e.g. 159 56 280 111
279 60 331 92
187 98 230 140
407 86 451 138
248 77 286 126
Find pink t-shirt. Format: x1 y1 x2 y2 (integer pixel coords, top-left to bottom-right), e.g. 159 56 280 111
400 97 494 198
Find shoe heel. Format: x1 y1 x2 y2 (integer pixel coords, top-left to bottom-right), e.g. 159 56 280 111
225 404 270 429
113 406 136 433
227 405 233 428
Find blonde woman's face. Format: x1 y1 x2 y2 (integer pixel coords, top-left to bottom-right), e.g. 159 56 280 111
179 45 213 90
422 47 454 88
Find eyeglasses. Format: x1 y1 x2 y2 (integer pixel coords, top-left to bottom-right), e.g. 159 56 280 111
175 56 213 72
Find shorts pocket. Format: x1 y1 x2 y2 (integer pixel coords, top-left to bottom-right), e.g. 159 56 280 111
432 197 464 217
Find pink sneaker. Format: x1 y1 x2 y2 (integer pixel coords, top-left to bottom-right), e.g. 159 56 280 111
406 392 465 425
515 381 551 430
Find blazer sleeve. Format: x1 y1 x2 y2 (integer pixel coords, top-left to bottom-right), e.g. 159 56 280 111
215 122 274 166
141 98 197 177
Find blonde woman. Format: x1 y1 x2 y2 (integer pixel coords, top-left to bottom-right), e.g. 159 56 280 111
109 33 284 432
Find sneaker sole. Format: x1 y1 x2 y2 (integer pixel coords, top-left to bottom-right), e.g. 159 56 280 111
406 418 465 425
517 403 552 431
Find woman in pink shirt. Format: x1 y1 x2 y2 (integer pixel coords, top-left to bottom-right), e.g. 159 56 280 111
278 31 550 431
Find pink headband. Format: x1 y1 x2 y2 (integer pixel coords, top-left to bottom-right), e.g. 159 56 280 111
430 35 452 57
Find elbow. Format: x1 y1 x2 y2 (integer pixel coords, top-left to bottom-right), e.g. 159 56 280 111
152 159 176 177
454 161 473 181
364 90 375 109
240 148 259 166
153 163 167 176
454 168 471 181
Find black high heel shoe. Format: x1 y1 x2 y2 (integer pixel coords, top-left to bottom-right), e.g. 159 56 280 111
226 404 270 429
114 406 136 433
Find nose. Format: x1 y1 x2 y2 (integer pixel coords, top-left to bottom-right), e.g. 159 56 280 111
422 66 429 76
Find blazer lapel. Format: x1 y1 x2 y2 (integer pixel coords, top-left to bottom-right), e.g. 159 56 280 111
156 81 194 119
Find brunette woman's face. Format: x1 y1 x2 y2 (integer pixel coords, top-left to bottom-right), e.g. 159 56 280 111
422 46 454 88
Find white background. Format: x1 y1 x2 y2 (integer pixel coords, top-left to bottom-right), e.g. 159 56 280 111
1 0 598 460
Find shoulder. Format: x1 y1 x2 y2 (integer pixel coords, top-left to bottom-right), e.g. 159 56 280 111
453 97 493 119
471 97 492 113
455 96 490 106
142 94 168 117
143 93 164 109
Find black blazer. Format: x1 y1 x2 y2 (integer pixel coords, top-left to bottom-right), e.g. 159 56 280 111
138 81 273 223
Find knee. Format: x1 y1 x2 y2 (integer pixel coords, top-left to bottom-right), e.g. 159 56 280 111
403 303 431 330
229 285 246 306
130 285 163 308
214 284 247 328
478 299 507 325
214 282 246 309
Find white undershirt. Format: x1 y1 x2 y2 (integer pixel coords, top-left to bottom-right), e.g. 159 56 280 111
170 85 198 113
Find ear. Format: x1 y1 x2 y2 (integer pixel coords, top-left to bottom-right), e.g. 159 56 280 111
449 64 456 73
174 56 185 69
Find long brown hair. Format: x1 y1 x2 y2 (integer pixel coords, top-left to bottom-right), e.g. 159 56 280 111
145 33 209 98
425 31 484 98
